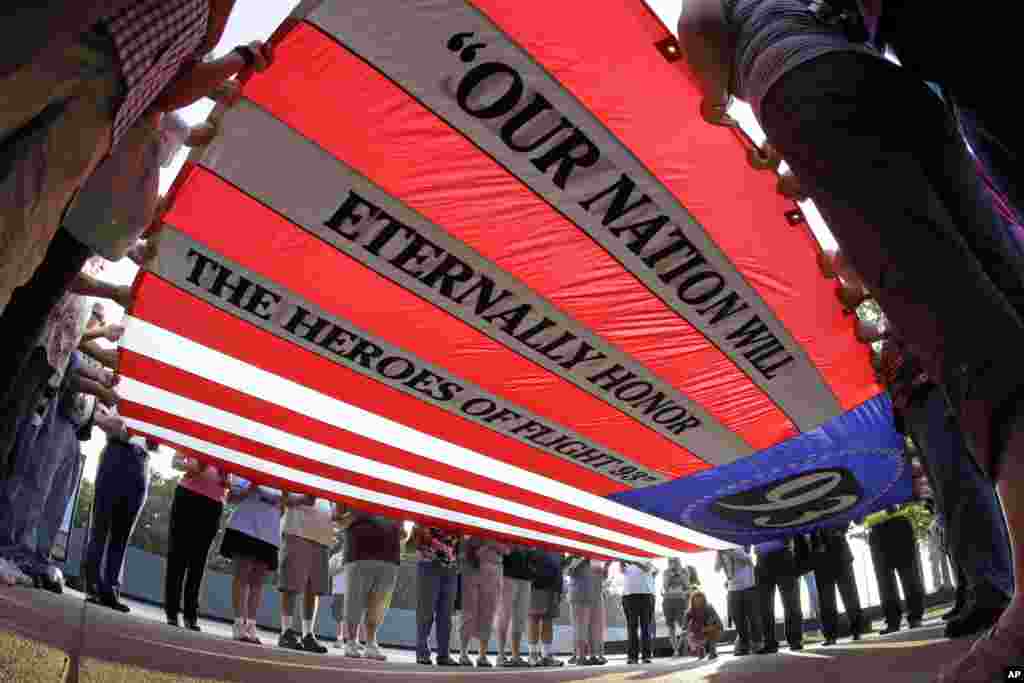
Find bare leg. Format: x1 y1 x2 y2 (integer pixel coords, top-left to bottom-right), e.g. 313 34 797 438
345 618 360 643
247 563 267 621
280 591 297 634
303 590 318 622
232 561 248 618
528 615 541 661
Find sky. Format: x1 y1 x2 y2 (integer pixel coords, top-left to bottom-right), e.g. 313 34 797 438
76 0 880 615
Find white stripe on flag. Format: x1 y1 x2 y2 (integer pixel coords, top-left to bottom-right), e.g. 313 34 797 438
123 416 649 561
120 315 735 550
118 375 681 557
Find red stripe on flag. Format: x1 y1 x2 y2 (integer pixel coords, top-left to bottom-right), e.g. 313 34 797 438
162 170 709 479
468 0 880 412
119 396 666 557
239 23 797 449
128 275 640 495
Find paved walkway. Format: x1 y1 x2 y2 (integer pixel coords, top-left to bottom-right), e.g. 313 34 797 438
2 586 975 682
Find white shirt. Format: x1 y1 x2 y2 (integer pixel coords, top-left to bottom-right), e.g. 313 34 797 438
622 563 657 596
282 497 336 548
226 478 282 548
329 551 347 594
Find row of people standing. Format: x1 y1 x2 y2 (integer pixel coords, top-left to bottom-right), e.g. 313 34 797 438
714 527 866 656
412 526 571 668
151 461 409 657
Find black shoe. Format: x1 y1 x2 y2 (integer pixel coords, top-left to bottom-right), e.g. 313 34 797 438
945 605 1005 638
36 571 63 594
594 656 608 665
417 655 433 665
851 632 862 641
184 619 201 632
627 658 638 665
821 638 837 646
568 655 578 665
642 657 653 664
789 642 803 651
907 619 923 629
937 606 962 622
278 629 304 651
757 644 779 654
166 615 180 628
879 625 900 635
435 656 460 666
707 651 718 661
94 591 130 613
944 586 968 621
734 647 750 656
302 633 328 654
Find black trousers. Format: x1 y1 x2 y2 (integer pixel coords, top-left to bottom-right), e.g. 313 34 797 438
164 486 223 622
761 51 1024 478
622 594 654 660
83 441 148 595
815 562 863 640
728 587 762 649
880 3 1023 216
0 228 91 471
903 387 1014 605
868 517 925 628
756 551 803 648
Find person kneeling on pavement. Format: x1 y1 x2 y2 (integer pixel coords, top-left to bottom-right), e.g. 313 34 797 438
685 591 722 661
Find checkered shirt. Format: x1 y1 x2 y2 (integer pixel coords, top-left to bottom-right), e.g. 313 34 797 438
102 0 209 147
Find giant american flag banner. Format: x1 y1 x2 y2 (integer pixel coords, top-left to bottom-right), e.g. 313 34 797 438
115 0 910 559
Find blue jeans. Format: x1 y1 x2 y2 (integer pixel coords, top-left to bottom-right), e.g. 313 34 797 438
0 396 80 567
416 561 457 659
84 440 149 594
905 387 1014 604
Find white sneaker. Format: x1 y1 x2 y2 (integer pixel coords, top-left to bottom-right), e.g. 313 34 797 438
0 558 18 586
495 654 508 667
363 643 387 661
0 558 32 587
343 641 364 658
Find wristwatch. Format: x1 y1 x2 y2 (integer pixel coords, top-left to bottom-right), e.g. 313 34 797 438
234 45 257 68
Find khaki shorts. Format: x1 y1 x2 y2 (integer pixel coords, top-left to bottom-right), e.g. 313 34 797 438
344 560 398 625
278 534 330 595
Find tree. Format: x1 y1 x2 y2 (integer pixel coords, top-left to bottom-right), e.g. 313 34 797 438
128 472 179 557
900 501 934 541
73 477 95 529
